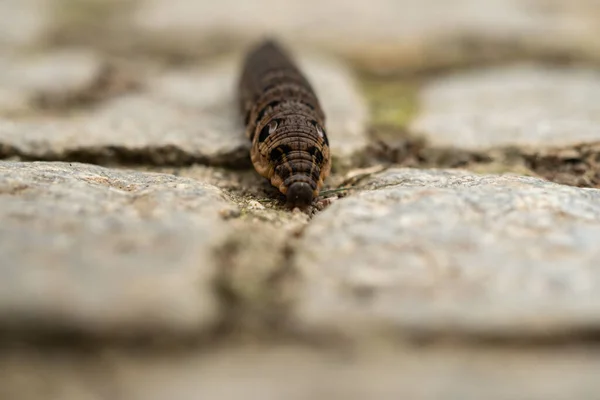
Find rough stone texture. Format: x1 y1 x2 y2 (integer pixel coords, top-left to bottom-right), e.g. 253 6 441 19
410 64 600 151
0 49 107 115
295 168 600 339
0 161 236 337
133 0 600 71
0 55 367 168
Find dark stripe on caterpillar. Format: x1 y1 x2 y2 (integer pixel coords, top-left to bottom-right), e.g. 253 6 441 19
269 144 293 164
238 39 331 208
309 146 324 165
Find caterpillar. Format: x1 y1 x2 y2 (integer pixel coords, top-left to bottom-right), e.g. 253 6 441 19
237 39 331 208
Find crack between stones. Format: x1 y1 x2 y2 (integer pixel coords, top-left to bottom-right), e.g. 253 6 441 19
367 135 600 190
0 145 253 170
210 223 302 343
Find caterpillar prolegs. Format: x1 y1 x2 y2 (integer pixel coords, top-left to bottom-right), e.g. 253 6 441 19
238 39 331 208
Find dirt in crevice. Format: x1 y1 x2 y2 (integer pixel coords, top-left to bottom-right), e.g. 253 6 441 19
1 145 253 170
368 131 600 190
523 143 600 189
211 221 305 341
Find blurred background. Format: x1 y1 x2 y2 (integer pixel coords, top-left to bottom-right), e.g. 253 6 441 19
2 0 599 75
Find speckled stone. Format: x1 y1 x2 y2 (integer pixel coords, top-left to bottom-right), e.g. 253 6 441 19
0 161 236 338
295 168 600 339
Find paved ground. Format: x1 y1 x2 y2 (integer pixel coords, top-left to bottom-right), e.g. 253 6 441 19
2 0 600 399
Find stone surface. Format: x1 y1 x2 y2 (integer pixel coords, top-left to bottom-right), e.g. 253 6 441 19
0 0 49 50
0 49 107 115
0 161 236 337
295 168 600 339
133 0 600 70
0 93 248 166
410 64 600 151
0 55 367 169
3 345 600 400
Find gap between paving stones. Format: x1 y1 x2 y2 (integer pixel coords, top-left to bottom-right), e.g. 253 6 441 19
367 139 600 192
0 145 253 170
211 223 302 341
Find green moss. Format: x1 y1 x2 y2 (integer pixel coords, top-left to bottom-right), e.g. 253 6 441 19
358 76 420 130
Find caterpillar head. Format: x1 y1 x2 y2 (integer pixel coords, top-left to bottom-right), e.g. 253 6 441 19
286 181 313 208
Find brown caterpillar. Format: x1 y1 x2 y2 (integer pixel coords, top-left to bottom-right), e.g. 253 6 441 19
238 39 331 208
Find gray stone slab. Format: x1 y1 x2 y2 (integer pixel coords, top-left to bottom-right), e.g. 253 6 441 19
410 64 600 151
0 161 236 337
0 49 106 115
295 168 600 339
0 94 247 165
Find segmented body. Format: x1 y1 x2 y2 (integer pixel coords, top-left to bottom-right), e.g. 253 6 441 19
238 39 331 208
